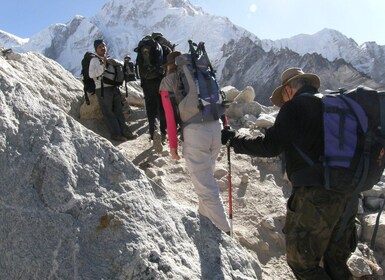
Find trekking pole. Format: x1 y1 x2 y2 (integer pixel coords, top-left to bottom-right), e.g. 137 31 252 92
200 42 216 78
227 139 234 237
222 115 234 237
188 40 204 111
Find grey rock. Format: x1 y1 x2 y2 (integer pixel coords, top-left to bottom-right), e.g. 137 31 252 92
0 52 261 280
364 197 385 211
360 213 385 251
226 100 262 120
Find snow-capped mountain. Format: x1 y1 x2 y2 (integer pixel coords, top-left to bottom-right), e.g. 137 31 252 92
261 28 385 84
0 30 28 49
1 0 384 105
3 0 257 76
220 37 383 105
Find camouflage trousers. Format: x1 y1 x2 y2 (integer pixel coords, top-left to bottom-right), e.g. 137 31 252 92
283 186 358 280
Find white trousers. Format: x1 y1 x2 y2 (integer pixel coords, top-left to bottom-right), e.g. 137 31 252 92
182 121 230 232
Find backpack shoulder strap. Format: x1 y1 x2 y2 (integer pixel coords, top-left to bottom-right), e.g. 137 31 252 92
371 200 385 250
168 91 182 127
379 91 385 135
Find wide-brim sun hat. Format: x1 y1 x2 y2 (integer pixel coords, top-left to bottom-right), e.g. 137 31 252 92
270 67 320 107
165 51 182 66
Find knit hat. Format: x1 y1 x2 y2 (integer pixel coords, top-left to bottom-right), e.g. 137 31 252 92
93 39 105 51
270 67 320 107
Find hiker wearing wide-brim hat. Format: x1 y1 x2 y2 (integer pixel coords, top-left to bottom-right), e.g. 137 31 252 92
221 67 358 279
270 67 320 107
164 51 182 74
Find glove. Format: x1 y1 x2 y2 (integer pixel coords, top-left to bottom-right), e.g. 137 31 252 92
221 126 236 146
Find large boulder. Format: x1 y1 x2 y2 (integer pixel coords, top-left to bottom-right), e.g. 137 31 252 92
233 86 255 103
0 50 261 280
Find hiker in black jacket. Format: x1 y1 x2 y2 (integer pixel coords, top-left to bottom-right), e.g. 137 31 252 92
135 35 167 152
221 68 358 279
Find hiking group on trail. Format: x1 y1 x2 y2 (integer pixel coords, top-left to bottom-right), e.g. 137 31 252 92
81 33 385 279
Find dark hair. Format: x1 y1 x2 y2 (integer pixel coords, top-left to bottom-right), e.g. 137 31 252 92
93 39 105 51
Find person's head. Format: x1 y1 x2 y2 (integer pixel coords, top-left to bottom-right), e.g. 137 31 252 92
93 39 106 56
270 67 320 107
124 55 131 61
165 51 182 74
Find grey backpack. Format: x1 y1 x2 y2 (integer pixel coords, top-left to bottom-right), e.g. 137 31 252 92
175 40 228 124
103 58 124 86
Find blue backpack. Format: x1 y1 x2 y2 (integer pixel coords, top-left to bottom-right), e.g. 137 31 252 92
296 86 385 192
296 86 385 243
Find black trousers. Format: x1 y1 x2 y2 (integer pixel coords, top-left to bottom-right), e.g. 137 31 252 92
141 78 166 138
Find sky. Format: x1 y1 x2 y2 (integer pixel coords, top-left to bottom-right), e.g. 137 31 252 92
1 0 384 45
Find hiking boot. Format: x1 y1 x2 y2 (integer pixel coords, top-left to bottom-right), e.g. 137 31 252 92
111 135 127 142
123 130 138 140
152 132 163 153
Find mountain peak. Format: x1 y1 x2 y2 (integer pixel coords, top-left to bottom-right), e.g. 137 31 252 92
0 29 28 48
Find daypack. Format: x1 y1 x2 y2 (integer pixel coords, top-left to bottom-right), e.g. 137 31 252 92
123 60 136 82
295 87 385 243
103 58 124 86
151 32 174 66
135 36 164 80
81 52 96 105
174 40 228 124
296 86 385 193
152 32 175 52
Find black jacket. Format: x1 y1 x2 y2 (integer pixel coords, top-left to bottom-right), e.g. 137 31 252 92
231 86 324 187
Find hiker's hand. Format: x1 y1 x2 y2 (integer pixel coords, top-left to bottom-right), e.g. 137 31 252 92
221 126 236 146
170 148 180 160
102 56 107 65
